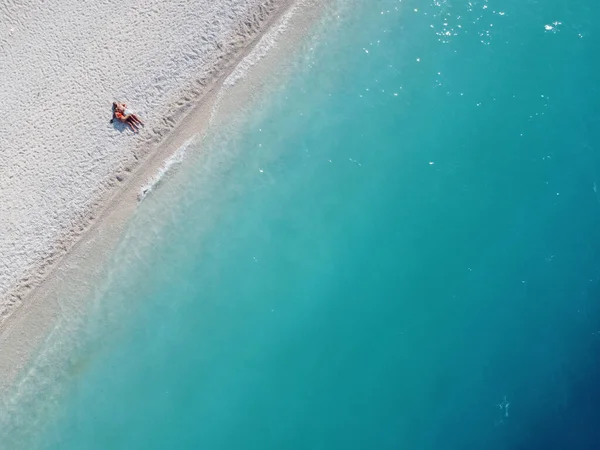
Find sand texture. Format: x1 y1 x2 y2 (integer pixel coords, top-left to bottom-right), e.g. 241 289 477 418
0 0 289 322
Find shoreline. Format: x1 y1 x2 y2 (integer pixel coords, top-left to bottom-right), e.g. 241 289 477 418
0 0 329 392
0 0 294 321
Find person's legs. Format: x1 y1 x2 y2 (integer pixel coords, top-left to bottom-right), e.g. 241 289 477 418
127 118 138 132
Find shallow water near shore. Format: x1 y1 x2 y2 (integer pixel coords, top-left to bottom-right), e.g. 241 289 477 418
3 0 600 448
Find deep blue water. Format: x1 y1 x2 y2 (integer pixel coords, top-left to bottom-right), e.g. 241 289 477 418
3 0 600 448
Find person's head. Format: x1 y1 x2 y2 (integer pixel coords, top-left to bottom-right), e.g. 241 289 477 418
112 102 118 110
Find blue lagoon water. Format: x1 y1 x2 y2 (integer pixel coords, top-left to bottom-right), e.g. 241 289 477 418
3 0 600 448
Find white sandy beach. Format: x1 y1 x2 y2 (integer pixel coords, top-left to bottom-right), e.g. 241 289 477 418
0 0 298 323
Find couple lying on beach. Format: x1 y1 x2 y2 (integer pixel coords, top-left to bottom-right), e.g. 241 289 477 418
111 102 143 132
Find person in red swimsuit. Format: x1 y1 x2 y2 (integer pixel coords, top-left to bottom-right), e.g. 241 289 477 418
111 102 143 132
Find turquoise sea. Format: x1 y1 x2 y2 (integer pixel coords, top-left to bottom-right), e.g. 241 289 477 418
2 0 600 448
